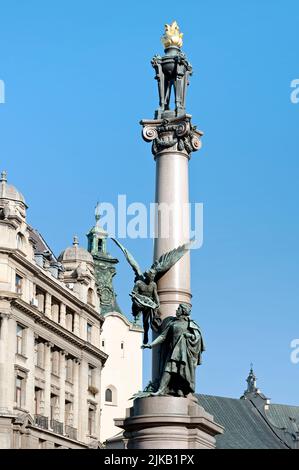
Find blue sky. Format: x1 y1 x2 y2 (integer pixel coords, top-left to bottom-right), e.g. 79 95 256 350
0 0 298 404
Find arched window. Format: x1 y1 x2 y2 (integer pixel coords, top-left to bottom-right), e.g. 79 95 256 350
105 385 117 405
87 288 94 306
105 388 112 402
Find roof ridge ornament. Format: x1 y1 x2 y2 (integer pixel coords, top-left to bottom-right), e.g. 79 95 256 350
95 201 101 224
0 170 7 182
73 235 79 246
246 364 258 394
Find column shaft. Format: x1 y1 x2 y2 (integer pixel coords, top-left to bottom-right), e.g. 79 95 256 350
154 150 191 319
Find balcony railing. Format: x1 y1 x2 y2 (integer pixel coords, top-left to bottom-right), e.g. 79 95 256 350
50 419 63 435
34 414 48 430
65 425 77 440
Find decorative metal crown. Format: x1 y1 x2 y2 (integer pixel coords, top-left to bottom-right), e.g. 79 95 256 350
161 21 183 49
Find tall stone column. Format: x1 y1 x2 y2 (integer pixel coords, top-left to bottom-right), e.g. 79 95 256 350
141 117 202 383
141 116 202 320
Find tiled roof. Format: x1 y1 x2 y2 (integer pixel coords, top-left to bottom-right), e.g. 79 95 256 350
197 394 298 449
28 226 57 260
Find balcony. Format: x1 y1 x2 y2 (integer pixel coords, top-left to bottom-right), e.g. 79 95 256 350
50 419 63 435
65 425 77 440
34 414 48 430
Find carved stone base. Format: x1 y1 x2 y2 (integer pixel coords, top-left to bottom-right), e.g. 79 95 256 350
114 396 224 449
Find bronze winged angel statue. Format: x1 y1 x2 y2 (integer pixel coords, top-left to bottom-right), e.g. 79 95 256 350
111 238 193 344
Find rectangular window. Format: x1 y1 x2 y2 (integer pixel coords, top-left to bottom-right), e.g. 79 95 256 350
34 387 43 415
88 365 94 387
15 375 24 408
87 323 92 343
50 394 59 421
88 407 96 436
16 324 25 355
15 274 23 294
35 286 46 313
51 298 61 323
65 401 73 427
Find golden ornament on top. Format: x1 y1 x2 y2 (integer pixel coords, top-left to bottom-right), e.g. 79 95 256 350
161 21 183 49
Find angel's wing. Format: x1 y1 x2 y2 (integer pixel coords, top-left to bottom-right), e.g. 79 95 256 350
111 238 143 278
150 240 195 281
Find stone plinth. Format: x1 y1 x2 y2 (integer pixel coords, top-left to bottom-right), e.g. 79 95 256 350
115 396 223 449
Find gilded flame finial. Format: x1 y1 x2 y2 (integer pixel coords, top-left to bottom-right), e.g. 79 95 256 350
161 21 183 49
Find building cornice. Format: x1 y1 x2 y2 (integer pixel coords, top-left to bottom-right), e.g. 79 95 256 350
11 298 108 364
1 247 105 324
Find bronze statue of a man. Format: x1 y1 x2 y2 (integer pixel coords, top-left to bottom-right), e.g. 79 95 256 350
142 303 205 397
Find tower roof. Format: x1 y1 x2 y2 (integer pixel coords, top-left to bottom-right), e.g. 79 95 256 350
87 202 108 238
0 170 27 206
58 236 94 264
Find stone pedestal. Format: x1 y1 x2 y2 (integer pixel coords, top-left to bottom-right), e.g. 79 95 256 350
115 396 223 449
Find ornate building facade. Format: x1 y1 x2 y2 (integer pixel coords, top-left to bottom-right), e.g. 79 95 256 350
87 208 143 443
0 173 142 448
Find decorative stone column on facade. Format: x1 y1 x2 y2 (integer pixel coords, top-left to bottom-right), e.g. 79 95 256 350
94 364 101 440
43 342 52 419
60 303 66 328
59 350 66 424
6 314 17 412
25 328 35 416
74 313 80 336
78 358 87 442
72 359 80 430
45 292 52 318
0 312 11 412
